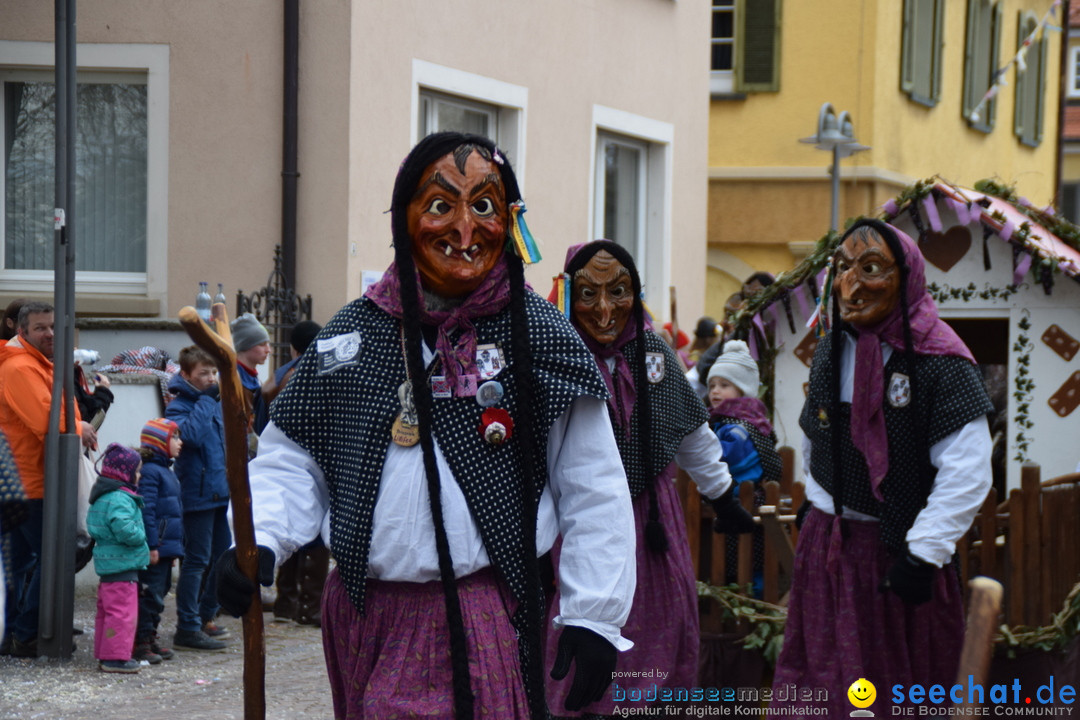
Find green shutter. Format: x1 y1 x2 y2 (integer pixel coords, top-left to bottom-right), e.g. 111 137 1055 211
1034 25 1047 144
901 0 944 107
930 0 945 103
736 0 781 93
964 0 1000 131
1014 13 1044 147
901 0 915 92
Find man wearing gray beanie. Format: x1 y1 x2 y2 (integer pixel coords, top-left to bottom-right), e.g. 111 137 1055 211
230 312 271 442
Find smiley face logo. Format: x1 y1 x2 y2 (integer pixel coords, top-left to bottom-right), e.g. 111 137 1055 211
847 678 876 709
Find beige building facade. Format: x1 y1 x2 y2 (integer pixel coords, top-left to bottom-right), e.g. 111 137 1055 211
0 1 711 337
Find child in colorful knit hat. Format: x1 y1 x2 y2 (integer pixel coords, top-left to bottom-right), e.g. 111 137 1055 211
86 443 149 673
706 340 783 597
133 418 183 664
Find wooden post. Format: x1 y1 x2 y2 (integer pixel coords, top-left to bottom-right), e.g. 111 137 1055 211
778 445 794 497
1007 487 1025 628
762 482 780 603
1021 464 1041 626
736 482 753 590
790 481 805 548
179 303 265 720
978 488 997 579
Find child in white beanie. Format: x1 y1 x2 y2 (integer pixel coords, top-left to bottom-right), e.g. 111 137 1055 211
706 339 782 597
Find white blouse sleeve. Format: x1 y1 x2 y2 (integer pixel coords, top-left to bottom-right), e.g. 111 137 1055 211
905 417 992 567
545 395 636 651
674 422 735 501
241 421 331 568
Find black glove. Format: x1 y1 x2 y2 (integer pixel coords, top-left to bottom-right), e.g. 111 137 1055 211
710 487 756 535
215 545 275 617
795 500 812 530
879 552 935 605
203 383 221 400
550 626 618 712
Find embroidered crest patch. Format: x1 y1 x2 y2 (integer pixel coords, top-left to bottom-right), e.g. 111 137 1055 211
316 331 362 374
645 351 665 384
475 343 504 380
887 372 911 407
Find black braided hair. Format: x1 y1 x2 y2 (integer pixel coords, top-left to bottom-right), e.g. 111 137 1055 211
388 131 546 720
828 218 921 528
563 240 669 552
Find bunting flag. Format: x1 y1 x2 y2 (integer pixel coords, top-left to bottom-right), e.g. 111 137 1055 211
969 0 1061 124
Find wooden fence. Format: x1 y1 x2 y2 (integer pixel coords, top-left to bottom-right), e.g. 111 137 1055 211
681 452 1080 632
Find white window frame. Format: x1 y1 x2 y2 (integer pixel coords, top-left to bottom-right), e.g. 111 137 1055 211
590 106 673 314
710 0 736 95
411 60 527 185
594 132 647 260
419 90 498 140
1068 44 1080 99
0 41 168 296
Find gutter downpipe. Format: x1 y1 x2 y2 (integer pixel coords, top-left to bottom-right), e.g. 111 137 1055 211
282 0 299 293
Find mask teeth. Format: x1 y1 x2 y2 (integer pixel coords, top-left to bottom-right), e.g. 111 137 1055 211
444 245 454 257
461 251 473 263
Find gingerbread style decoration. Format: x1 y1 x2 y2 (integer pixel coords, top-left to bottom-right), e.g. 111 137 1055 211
794 332 820 368
918 226 972 273
1041 324 1080 362
1048 371 1080 418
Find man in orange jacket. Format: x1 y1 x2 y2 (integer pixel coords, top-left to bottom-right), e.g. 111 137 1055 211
0 301 96 658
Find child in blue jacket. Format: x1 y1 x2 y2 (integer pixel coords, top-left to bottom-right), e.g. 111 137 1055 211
86 443 148 673
706 340 782 596
134 418 184 664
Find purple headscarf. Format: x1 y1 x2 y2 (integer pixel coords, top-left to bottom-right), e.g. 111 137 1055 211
844 221 975 499
364 255 511 397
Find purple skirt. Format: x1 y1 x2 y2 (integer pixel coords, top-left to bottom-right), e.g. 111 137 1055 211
545 466 699 717
771 508 964 717
321 566 530 719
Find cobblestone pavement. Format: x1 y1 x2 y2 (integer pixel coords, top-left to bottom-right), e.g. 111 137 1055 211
1 580 334 719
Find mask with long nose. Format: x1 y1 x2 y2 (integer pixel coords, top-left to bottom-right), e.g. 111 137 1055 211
407 149 508 298
834 229 901 329
572 250 635 345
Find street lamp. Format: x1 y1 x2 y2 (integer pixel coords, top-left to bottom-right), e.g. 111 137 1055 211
799 102 870 232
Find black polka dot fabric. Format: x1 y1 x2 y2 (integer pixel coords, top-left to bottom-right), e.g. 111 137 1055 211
270 289 608 614
0 429 26 533
800 332 994 552
613 332 708 498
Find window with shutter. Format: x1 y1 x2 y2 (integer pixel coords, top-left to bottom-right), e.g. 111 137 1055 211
710 0 736 95
736 0 781 93
963 0 1002 131
901 0 945 107
1014 12 1047 147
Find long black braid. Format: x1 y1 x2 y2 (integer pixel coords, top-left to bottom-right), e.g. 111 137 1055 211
389 131 546 720
829 219 925 531
564 241 667 552
506 250 547 720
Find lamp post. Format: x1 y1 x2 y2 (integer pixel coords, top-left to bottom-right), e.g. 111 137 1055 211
799 102 870 232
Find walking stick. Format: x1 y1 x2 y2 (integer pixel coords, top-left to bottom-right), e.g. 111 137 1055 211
953 576 1003 711
179 302 265 720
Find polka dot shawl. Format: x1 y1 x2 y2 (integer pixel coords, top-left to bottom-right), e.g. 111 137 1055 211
270 290 608 613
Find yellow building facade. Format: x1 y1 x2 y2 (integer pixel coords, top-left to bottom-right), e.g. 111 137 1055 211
707 0 1063 319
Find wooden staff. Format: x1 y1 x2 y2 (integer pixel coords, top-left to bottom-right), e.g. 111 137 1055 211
953 576 1003 708
179 302 265 720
